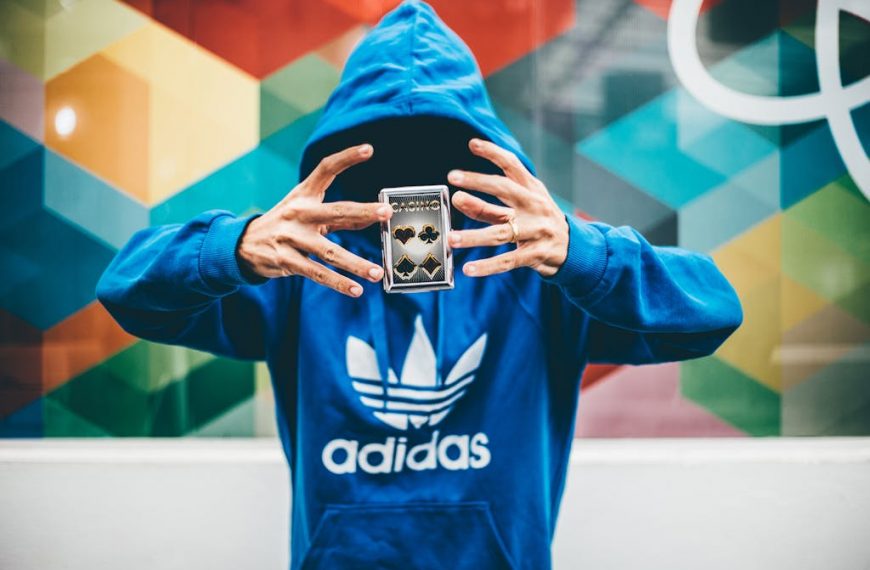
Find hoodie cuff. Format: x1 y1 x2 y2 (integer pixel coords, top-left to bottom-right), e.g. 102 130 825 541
199 214 268 289
542 214 608 296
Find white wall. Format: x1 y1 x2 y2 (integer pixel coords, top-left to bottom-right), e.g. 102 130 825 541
1 438 869 570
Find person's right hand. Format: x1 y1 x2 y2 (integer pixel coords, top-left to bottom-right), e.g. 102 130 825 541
237 143 390 297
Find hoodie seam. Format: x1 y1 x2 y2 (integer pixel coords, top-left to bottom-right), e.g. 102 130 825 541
563 226 613 307
198 213 236 291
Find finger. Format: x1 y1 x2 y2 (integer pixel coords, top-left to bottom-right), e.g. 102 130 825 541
451 191 513 225
462 250 530 278
447 170 525 206
295 256 364 297
449 224 515 249
302 144 374 197
298 201 392 231
468 138 537 188
307 235 384 282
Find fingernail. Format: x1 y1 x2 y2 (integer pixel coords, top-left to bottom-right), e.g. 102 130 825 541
350 284 363 296
376 205 391 218
469 139 481 150
449 232 462 245
368 266 383 280
464 263 476 275
359 144 373 156
448 170 463 184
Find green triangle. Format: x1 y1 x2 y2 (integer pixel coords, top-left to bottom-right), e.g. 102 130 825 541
102 341 214 394
260 89 304 140
190 399 256 437
785 176 870 263
681 356 780 436
43 398 110 437
835 174 866 201
782 216 870 302
150 357 255 436
262 54 339 112
259 54 338 139
47 361 152 436
835 283 870 325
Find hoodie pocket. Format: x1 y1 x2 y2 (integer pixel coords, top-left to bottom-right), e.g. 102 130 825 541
299 501 515 570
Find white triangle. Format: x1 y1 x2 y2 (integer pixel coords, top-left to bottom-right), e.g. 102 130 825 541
445 333 487 384
400 316 437 387
374 412 408 430
409 415 428 428
346 337 381 381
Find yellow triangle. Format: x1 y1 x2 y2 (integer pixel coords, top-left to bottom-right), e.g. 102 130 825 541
713 215 780 296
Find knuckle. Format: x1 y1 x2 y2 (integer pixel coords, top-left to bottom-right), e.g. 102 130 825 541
320 156 338 175
496 225 512 242
282 203 300 220
539 223 555 239
311 268 327 283
331 203 346 219
331 275 348 292
500 256 515 270
321 246 337 263
530 195 548 210
498 208 515 224
528 246 546 264
277 256 296 274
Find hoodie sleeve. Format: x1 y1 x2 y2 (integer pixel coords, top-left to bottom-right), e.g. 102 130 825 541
543 214 743 364
96 210 281 361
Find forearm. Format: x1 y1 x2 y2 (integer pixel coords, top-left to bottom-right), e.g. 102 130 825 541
96 210 271 358
545 215 742 361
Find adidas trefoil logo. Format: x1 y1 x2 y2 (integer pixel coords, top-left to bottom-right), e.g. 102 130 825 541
346 315 487 431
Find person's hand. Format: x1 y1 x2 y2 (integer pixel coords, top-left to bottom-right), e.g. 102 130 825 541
237 143 391 297
446 139 569 278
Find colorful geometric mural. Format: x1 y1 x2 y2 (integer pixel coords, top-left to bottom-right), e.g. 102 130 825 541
0 0 867 438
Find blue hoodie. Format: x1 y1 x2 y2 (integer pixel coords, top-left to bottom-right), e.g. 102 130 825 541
96 2 743 568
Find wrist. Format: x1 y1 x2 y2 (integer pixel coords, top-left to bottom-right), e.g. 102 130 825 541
541 215 608 296
533 212 570 277
199 213 268 288
236 217 265 280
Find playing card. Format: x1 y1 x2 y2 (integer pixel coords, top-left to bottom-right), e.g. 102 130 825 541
379 185 454 293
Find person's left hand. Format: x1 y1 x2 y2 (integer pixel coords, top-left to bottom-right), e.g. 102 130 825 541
447 138 570 278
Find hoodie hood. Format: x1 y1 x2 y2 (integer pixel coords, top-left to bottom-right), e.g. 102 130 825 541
299 0 534 221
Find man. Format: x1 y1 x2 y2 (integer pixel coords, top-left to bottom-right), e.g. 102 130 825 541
97 1 742 568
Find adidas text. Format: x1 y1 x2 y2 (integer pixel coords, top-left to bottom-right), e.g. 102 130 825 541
322 430 491 475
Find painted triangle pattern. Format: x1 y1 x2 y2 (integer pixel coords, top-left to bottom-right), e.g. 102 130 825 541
0 0 867 438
